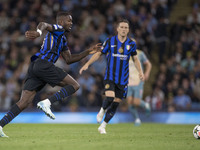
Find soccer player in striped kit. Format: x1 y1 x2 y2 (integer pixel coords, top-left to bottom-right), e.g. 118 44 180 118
0 12 101 137
80 19 144 134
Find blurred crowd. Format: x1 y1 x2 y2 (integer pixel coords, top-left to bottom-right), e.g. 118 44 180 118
146 0 200 112
0 0 199 112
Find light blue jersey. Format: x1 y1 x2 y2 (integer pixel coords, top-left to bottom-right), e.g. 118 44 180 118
127 50 148 98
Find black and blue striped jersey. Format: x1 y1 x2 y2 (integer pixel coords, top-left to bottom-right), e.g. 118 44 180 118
31 24 69 63
101 35 137 85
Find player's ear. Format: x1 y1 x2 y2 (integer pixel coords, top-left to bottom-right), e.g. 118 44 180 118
60 20 64 25
116 26 119 33
57 19 63 25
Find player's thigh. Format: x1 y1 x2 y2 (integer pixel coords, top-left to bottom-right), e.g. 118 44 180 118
105 90 115 97
132 83 144 105
104 80 115 97
23 77 46 92
57 74 79 89
115 84 126 100
114 97 122 103
133 98 141 106
33 59 68 87
23 62 46 92
127 96 134 105
20 90 36 101
127 86 134 97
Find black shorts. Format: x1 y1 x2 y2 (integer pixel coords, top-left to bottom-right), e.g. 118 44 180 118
23 58 68 92
103 80 127 99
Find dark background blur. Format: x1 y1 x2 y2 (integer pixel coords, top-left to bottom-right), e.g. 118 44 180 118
0 0 199 113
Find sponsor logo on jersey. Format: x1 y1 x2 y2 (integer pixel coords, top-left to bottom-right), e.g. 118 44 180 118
112 53 128 60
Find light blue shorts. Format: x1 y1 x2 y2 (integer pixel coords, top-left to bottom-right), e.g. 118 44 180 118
127 82 144 99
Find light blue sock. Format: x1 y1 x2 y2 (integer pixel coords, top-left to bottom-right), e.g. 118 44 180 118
128 105 139 119
140 100 151 116
139 100 146 109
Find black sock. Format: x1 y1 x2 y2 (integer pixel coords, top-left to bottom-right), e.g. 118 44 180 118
104 102 119 123
0 104 21 127
102 97 114 110
49 85 76 103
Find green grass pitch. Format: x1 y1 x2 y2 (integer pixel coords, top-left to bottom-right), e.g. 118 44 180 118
0 123 199 150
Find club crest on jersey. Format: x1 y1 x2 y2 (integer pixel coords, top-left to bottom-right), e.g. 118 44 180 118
105 84 110 89
118 47 123 53
126 45 130 50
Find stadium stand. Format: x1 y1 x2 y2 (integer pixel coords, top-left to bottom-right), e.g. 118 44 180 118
0 0 199 113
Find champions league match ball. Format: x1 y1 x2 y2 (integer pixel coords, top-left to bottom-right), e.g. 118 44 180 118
193 125 200 139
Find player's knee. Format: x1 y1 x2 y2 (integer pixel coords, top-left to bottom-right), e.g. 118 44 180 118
114 98 122 103
110 102 119 112
133 98 141 106
127 97 133 105
73 82 80 91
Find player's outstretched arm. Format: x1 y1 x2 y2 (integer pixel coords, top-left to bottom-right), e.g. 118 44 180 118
25 22 53 40
61 43 102 65
87 43 102 54
132 55 144 81
79 51 102 74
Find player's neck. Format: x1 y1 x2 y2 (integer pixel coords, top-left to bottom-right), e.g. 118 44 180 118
117 35 127 43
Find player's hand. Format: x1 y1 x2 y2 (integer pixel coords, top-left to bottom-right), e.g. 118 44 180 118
139 72 145 81
25 31 40 40
79 64 89 74
87 43 102 54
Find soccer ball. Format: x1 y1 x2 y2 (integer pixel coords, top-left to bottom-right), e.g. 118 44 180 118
193 125 200 139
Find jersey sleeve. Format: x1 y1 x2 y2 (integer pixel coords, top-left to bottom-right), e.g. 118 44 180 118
140 51 148 64
52 24 65 36
101 38 110 54
130 42 137 56
62 36 69 52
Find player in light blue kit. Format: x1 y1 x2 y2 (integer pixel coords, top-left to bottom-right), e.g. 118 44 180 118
127 41 152 126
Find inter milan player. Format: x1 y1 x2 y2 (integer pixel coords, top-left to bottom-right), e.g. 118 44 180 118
127 40 152 126
80 19 144 134
0 12 101 137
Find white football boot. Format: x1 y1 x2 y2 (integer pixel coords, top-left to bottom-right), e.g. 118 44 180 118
134 118 141 126
96 107 106 123
37 99 55 120
98 121 107 134
0 126 8 138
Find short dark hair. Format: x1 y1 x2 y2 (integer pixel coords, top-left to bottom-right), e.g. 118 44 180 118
56 11 70 21
117 19 130 27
